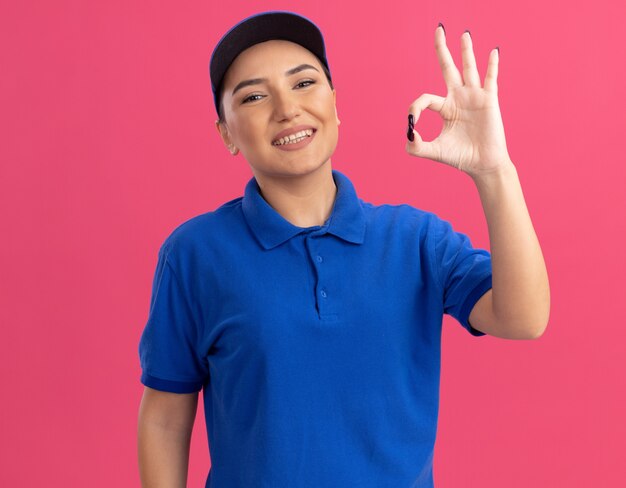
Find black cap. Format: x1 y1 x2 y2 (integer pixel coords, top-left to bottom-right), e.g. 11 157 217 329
209 11 332 118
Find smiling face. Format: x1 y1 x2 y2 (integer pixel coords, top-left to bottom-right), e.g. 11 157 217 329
215 40 340 183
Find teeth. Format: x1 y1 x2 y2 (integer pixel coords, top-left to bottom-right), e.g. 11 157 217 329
273 129 313 146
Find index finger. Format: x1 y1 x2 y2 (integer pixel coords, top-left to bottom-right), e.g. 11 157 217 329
435 25 463 88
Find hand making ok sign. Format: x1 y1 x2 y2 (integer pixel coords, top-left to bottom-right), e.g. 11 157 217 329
406 24 513 178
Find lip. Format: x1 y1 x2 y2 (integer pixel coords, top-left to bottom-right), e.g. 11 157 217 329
271 125 317 145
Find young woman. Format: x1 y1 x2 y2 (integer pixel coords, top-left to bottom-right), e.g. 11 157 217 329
138 11 549 488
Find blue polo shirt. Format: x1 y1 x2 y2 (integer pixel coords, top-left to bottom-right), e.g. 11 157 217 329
138 169 492 488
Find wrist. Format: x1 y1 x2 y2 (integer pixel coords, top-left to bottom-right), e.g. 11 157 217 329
469 160 517 188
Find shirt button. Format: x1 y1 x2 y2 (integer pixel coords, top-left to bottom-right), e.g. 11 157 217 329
316 255 323 263
320 290 327 298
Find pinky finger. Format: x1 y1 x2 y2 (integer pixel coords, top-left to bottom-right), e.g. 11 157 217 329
484 47 499 93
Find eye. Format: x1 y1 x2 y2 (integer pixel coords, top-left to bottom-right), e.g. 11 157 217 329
296 79 315 88
242 94 263 104
241 80 316 104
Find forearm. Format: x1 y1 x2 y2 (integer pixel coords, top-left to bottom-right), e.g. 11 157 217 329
138 388 198 488
138 421 193 488
471 162 550 337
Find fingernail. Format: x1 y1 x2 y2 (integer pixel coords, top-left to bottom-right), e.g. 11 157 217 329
465 29 471 38
407 114 414 142
408 114 414 129
407 128 414 142
496 46 500 56
438 22 446 36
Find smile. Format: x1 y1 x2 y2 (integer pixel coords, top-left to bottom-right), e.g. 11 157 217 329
272 129 315 146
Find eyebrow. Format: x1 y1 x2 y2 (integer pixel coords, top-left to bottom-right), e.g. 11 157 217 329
231 64 320 96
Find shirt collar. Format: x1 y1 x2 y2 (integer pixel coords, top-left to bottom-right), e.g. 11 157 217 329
242 169 366 250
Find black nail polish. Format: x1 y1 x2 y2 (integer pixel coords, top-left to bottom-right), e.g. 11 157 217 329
407 114 414 142
496 46 500 56
465 29 471 38
408 114 414 129
407 129 414 142
438 22 446 35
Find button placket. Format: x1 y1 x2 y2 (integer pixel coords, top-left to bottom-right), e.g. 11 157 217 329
305 234 330 318
315 243 329 313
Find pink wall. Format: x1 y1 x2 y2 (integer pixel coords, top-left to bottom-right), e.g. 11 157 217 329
2 0 625 486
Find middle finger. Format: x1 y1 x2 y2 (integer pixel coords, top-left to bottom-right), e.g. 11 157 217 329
435 25 463 88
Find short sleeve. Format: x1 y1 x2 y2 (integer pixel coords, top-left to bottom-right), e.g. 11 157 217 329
431 215 493 336
138 242 209 393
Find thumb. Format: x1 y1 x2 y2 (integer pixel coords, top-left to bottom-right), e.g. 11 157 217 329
406 128 440 161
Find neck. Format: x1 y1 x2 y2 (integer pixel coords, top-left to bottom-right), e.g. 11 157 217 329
254 164 337 228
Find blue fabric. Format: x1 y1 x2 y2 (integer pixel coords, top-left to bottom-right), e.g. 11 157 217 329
138 169 492 488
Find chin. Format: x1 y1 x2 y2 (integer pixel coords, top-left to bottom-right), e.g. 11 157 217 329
252 159 332 182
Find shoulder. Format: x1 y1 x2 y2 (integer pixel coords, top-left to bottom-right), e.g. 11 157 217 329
159 196 244 258
360 199 446 235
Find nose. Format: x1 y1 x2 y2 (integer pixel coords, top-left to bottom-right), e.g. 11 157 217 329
272 88 300 121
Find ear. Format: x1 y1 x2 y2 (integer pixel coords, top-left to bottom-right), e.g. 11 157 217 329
333 89 340 126
215 119 239 155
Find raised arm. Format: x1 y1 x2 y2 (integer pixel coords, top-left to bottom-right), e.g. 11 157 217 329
467 163 550 339
405 24 550 339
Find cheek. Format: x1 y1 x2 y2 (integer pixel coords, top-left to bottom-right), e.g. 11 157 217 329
231 117 265 145
317 94 338 120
